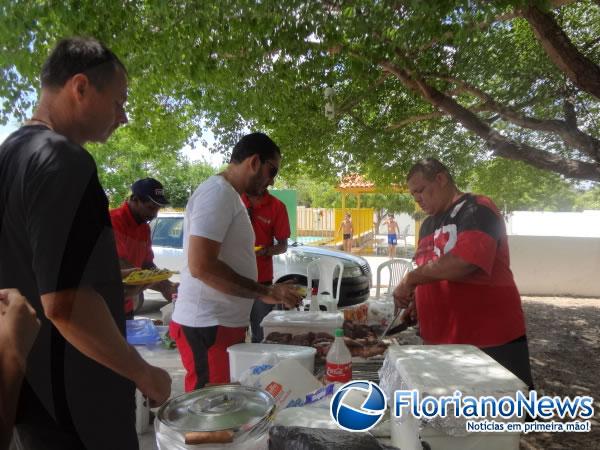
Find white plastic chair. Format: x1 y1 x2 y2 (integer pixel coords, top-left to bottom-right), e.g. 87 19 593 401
306 257 344 312
398 225 410 249
375 258 413 299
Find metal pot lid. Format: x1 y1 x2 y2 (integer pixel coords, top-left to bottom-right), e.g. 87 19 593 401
157 385 275 432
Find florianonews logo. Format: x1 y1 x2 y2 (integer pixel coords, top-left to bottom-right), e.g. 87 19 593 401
330 380 387 432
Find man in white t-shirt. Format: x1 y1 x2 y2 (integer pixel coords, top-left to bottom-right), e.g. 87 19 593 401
170 132 302 391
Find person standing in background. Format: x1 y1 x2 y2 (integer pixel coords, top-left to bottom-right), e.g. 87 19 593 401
110 178 178 318
384 214 400 258
242 189 291 343
338 212 353 252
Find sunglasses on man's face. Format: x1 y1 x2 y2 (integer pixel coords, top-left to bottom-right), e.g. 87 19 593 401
263 160 279 178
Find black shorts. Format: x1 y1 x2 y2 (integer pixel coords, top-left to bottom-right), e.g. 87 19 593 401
481 335 535 391
343 234 352 240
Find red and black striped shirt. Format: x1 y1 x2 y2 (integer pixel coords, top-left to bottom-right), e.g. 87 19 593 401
414 194 526 347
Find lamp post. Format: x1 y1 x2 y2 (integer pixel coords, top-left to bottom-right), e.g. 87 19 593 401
324 86 335 120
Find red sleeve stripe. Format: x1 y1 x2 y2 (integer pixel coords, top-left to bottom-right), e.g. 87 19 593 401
450 229 497 275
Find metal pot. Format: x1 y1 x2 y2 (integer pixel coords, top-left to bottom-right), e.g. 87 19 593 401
155 385 275 450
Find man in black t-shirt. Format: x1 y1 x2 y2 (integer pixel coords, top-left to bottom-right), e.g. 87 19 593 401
0 37 171 449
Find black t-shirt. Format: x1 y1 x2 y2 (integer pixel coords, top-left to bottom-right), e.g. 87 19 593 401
0 126 137 449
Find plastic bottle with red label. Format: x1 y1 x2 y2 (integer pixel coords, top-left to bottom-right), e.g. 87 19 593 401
326 328 352 383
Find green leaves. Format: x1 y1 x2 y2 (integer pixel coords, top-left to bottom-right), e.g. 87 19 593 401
87 125 215 208
1 0 599 184
466 158 578 212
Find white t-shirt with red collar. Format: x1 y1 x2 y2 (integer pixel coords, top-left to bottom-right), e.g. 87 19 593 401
173 175 257 328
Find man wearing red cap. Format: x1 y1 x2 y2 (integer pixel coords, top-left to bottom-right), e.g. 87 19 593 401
110 178 178 317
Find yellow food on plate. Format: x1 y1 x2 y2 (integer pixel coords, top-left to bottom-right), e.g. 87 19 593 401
123 268 175 285
295 286 308 296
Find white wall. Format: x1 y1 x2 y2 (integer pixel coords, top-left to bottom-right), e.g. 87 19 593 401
508 235 600 297
507 210 600 237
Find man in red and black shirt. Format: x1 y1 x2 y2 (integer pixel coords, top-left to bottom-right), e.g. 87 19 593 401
242 189 291 342
394 158 533 389
111 178 178 318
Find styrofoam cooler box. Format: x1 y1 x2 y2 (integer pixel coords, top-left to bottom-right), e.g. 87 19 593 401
135 389 150 434
227 343 316 381
260 310 344 338
381 345 527 450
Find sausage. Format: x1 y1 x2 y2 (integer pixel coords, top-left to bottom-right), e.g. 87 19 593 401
184 430 234 444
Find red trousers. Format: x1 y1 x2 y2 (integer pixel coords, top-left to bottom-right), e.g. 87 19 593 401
169 321 246 391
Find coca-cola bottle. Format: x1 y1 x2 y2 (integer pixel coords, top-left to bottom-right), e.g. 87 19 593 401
326 328 352 383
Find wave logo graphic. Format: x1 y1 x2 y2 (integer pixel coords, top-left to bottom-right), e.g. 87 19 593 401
330 380 387 432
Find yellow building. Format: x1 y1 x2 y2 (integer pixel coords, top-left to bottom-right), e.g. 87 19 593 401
335 174 422 251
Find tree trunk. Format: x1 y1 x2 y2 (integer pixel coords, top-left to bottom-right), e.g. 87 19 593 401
426 75 600 161
374 209 386 234
380 61 600 181
520 4 600 100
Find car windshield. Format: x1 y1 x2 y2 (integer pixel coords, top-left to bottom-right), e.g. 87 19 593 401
152 217 183 249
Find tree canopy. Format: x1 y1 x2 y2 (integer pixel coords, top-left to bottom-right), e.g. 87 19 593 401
1 0 599 182
87 126 216 208
284 165 592 219
464 158 578 211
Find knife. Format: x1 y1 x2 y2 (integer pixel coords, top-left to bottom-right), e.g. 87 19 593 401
378 301 413 343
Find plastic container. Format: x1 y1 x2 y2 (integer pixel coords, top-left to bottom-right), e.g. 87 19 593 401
227 343 316 382
126 318 161 346
381 345 526 450
366 297 395 326
160 302 174 325
156 325 169 340
260 310 344 339
340 302 369 324
256 359 323 410
325 329 352 383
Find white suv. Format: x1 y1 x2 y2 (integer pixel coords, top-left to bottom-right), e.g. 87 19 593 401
141 212 372 312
